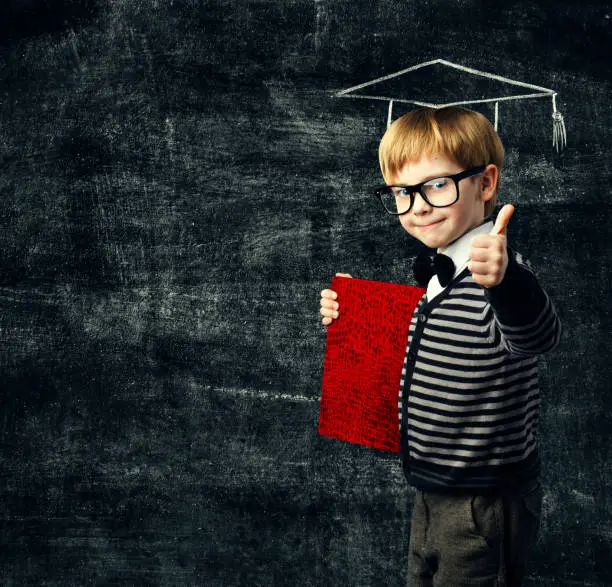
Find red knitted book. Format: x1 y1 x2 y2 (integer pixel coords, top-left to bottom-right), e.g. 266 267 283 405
319 276 425 452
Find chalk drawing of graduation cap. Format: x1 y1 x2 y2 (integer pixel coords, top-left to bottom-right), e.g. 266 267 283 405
336 58 567 152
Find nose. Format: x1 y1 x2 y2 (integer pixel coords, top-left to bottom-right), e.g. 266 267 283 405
411 191 432 215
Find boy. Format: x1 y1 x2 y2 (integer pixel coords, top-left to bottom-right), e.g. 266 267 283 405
319 107 561 586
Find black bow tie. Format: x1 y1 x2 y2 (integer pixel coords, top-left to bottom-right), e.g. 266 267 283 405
413 249 456 288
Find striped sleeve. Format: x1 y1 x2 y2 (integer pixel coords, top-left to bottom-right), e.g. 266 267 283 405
485 249 562 357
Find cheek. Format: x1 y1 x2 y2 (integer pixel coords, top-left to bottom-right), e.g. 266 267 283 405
399 216 420 239
443 206 463 225
399 215 412 232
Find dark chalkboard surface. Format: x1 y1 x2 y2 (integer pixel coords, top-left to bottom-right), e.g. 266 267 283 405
0 0 610 585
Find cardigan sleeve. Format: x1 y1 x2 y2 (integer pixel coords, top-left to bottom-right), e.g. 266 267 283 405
484 248 562 357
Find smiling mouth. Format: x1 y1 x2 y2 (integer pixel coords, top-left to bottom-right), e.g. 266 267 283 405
417 220 443 229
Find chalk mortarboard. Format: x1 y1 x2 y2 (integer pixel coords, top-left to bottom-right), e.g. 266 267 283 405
336 58 567 152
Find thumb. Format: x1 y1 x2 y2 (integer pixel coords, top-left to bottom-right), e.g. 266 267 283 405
491 204 514 237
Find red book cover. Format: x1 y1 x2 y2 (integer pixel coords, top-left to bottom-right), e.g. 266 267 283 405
319 276 425 452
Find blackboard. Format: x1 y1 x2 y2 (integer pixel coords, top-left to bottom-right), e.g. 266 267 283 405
0 0 610 585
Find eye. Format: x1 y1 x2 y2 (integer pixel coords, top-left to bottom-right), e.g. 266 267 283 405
428 178 449 190
393 187 411 198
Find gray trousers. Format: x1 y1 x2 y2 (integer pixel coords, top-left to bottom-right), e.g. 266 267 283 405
407 484 542 587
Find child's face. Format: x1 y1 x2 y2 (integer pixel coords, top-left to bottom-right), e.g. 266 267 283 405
390 154 496 251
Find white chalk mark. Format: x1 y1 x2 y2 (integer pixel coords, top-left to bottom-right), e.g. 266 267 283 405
165 117 175 160
336 58 556 102
207 385 319 403
337 91 554 108
570 488 595 505
436 58 555 95
340 94 436 107
551 93 567 152
334 58 567 151
494 101 499 131
336 58 442 97
552 112 567 152
562 118 567 145
69 28 84 72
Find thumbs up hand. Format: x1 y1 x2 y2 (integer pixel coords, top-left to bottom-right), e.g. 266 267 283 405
468 205 515 288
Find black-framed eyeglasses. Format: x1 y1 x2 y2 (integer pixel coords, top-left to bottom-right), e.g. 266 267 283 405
373 164 487 216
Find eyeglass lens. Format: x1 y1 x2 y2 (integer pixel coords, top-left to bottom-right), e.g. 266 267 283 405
379 177 458 214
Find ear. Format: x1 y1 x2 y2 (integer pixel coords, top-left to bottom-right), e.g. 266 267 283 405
480 164 498 202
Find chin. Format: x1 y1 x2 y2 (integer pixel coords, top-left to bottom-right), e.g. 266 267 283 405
418 233 449 250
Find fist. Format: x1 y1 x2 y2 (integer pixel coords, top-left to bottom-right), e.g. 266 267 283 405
319 273 352 325
468 205 514 288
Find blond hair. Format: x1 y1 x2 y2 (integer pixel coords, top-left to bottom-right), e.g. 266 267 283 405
378 107 504 218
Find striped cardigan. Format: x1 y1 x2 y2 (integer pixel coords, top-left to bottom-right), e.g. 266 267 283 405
398 248 562 493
